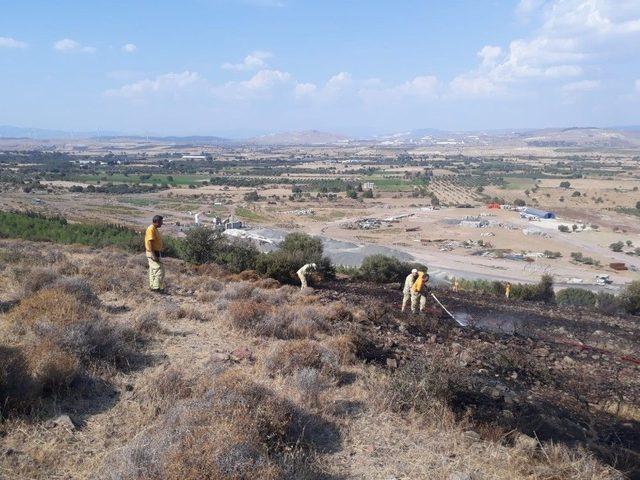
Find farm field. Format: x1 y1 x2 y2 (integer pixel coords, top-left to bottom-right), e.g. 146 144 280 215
2 141 640 290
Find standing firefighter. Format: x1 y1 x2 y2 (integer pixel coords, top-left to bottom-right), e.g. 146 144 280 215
402 269 419 312
145 215 165 293
411 270 429 314
297 263 317 290
505 282 512 299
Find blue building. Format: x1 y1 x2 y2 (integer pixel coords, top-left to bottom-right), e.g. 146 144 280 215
522 207 556 219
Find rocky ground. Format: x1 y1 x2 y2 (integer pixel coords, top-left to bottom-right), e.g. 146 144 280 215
0 239 638 479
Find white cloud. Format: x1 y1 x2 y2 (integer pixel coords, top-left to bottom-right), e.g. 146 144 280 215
213 69 292 100
324 72 352 96
122 43 137 53
294 82 317 98
391 76 438 97
222 51 272 71
53 38 96 53
450 0 640 98
105 71 202 97
0 36 27 49
561 79 600 92
239 69 290 90
516 0 546 17
449 75 503 97
478 45 502 67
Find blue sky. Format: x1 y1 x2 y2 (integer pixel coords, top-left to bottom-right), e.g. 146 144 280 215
1 0 639 137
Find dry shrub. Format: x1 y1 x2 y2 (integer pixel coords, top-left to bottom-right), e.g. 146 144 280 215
7 287 94 329
100 369 331 480
220 281 255 301
0 345 35 414
250 305 330 340
203 278 225 291
142 366 196 413
158 300 186 321
19 268 58 297
181 306 209 322
509 440 624 480
294 367 327 405
265 340 339 377
132 310 162 335
81 260 144 295
257 277 281 289
237 270 260 281
196 291 217 302
323 334 357 365
55 260 80 276
25 340 80 393
1 286 145 414
386 353 471 414
227 300 270 330
51 277 100 306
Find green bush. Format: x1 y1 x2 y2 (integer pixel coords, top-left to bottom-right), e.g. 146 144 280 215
357 255 428 284
359 255 406 283
510 275 554 303
618 280 640 315
256 233 333 284
179 226 219 264
595 292 619 315
457 278 504 295
0 210 142 251
556 288 596 307
215 239 260 273
610 241 624 252
178 226 259 272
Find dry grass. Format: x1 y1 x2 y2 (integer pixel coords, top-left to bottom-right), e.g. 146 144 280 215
0 239 629 479
0 285 145 415
100 369 330 480
265 340 339 377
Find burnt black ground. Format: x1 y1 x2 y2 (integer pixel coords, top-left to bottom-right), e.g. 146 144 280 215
319 280 640 478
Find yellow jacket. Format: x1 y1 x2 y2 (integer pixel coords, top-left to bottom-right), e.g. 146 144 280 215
412 271 427 293
145 224 163 253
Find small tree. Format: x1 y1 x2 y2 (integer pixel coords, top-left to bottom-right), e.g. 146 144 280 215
556 288 596 307
359 255 405 284
560 181 571 189
244 191 260 202
514 198 526 207
362 189 374 199
179 226 219 264
610 241 624 252
558 225 570 233
618 281 640 315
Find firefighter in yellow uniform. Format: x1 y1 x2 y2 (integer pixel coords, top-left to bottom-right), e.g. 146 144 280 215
145 215 165 293
505 282 511 299
411 271 429 314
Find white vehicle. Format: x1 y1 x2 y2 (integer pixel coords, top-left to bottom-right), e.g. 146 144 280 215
595 274 612 285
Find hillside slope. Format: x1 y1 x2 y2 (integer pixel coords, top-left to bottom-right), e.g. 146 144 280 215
0 239 638 479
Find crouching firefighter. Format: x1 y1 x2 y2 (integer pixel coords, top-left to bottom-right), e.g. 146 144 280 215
297 262 317 290
402 269 419 312
411 270 430 314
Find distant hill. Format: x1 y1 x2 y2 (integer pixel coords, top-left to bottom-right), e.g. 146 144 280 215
247 129 351 145
374 126 640 148
94 135 231 145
